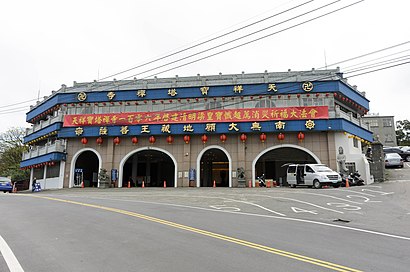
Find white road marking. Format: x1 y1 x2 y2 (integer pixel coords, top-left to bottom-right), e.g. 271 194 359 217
0 235 24 272
365 185 382 188
67 195 286 216
270 197 344 213
27 193 410 241
341 190 375 197
261 191 364 205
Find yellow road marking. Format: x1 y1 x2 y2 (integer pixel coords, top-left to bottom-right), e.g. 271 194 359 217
27 195 362 272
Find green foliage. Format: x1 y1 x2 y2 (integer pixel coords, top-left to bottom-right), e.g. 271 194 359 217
0 127 29 181
396 120 410 146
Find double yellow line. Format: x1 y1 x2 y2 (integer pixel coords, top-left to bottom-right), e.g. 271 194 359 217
29 195 362 272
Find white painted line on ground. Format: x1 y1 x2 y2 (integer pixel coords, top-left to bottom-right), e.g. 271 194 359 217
365 185 382 188
39 194 410 242
341 190 375 197
69 194 288 216
261 196 344 214
0 235 24 272
223 199 286 217
26 194 410 241
255 191 364 205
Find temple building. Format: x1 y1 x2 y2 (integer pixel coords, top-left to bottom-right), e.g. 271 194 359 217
20 68 373 189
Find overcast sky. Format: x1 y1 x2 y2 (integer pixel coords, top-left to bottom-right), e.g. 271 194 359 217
0 0 409 133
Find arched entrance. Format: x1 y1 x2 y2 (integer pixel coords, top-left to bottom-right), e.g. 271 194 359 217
72 149 100 188
120 148 176 187
253 145 320 186
197 146 231 187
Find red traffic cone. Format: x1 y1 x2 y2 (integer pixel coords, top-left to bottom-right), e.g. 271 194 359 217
345 178 350 188
81 181 84 188
128 181 131 188
249 180 252 188
213 180 216 188
142 180 145 188
163 180 166 188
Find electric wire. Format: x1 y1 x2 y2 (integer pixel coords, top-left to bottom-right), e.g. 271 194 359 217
4 1 410 118
119 0 345 81
98 0 315 81
5 42 409 118
54 0 355 96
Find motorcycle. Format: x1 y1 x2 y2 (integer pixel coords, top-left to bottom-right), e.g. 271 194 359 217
257 174 266 187
340 171 364 186
350 171 365 186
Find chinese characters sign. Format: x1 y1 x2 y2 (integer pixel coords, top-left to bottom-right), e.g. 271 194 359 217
63 106 328 127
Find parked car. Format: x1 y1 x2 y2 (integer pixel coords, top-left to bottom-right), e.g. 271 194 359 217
286 164 341 189
383 147 410 162
0 177 13 193
384 153 404 168
399 146 410 152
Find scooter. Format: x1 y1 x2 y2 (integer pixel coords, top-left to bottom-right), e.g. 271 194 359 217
350 171 365 186
340 171 364 187
257 174 266 187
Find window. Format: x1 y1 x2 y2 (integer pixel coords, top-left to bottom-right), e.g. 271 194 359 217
46 162 61 178
287 166 296 174
382 118 393 127
353 138 358 148
206 101 221 110
33 168 43 179
366 119 379 127
305 166 314 173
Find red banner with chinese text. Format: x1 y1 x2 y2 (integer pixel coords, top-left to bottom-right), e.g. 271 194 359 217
63 106 328 127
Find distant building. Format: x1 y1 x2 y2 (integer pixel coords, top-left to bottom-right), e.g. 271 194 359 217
363 115 397 146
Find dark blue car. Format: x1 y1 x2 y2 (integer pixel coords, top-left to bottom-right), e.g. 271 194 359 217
0 177 13 193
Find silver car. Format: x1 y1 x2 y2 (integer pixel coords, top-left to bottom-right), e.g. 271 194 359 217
385 153 404 168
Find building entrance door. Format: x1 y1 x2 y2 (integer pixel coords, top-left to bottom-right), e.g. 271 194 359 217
200 148 229 187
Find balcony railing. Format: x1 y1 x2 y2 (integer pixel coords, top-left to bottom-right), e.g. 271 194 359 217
26 114 63 136
22 139 66 161
334 107 370 130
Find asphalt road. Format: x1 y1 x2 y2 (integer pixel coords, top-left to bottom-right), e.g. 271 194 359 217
1 164 409 272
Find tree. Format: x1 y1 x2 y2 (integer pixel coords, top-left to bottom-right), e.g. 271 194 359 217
396 120 410 146
0 127 29 181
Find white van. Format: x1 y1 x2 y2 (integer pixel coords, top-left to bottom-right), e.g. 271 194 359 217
286 164 341 189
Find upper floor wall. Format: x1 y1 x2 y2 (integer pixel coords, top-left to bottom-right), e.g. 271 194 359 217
25 70 369 123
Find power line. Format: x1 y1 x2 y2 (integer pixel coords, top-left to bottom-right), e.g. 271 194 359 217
98 0 315 81
345 61 410 78
123 0 343 81
60 0 355 97
133 0 365 81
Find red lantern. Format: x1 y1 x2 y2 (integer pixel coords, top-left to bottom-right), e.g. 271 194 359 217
220 134 227 143
201 134 208 144
240 133 247 143
131 136 138 145
149 136 156 144
113 137 120 145
260 133 267 143
81 137 88 145
277 133 285 141
183 135 190 144
297 132 305 141
96 137 103 145
166 135 174 144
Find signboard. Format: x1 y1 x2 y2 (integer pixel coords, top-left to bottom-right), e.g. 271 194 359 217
63 106 328 127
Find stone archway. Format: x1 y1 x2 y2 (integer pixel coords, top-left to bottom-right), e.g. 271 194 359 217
119 147 178 188
252 144 320 186
196 145 232 187
70 148 102 188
